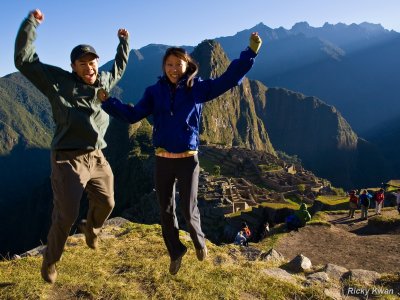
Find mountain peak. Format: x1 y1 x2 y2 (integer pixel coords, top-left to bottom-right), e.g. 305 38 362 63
290 21 390 35
251 22 268 31
191 39 230 79
291 21 311 31
359 22 386 32
320 21 387 33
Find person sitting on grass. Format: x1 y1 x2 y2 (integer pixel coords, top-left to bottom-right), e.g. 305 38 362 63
234 231 247 246
241 222 251 239
285 203 311 231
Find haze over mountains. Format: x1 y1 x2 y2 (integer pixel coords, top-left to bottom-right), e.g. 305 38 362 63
0 21 398 256
216 22 400 134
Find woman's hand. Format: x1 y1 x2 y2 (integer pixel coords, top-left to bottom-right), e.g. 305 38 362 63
249 32 262 54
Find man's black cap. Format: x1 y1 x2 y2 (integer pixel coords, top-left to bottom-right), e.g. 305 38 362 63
70 44 99 63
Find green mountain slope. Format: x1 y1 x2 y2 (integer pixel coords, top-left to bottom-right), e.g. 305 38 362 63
0 73 52 153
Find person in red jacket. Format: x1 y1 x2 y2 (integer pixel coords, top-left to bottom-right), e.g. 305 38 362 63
348 190 359 218
374 188 385 215
241 222 251 246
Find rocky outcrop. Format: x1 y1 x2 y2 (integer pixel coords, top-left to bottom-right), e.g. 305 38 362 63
230 247 398 300
343 269 381 286
260 248 285 262
287 254 313 272
262 268 300 286
324 263 349 282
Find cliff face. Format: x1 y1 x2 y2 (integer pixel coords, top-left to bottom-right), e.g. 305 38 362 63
252 85 391 188
256 87 358 154
191 40 275 154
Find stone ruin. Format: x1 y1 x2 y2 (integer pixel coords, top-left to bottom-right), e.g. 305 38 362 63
199 145 328 198
195 145 332 242
198 173 284 214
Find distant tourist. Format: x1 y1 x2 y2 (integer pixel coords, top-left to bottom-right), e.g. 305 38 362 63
348 190 359 218
374 188 385 215
295 203 312 227
241 222 252 241
240 222 252 246
15 9 129 284
359 190 372 220
285 203 311 231
234 231 247 246
99 33 262 275
259 222 270 240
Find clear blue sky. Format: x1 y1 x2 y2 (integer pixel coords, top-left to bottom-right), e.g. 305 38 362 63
1 0 399 76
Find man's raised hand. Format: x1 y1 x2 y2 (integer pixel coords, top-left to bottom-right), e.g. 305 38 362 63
118 28 129 39
31 9 44 24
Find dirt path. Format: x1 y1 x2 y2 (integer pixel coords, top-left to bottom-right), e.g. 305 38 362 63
275 209 400 273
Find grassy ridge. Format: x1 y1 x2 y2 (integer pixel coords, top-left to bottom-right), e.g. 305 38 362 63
0 221 326 300
316 195 349 211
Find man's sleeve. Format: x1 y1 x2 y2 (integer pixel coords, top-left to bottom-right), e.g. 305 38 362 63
102 37 130 90
14 14 58 96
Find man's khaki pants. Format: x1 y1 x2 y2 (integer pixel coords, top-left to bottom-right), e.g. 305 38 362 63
45 149 114 264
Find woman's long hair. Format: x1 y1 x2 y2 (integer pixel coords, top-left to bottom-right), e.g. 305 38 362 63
162 47 199 88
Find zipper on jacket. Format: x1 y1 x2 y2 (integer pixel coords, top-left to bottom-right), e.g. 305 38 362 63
169 84 177 116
